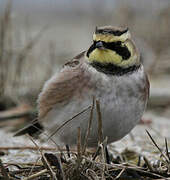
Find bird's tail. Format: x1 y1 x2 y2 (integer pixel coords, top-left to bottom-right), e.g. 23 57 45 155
14 119 44 137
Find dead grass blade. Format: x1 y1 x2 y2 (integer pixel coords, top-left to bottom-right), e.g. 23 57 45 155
92 145 101 161
41 153 57 180
82 97 95 154
23 169 48 180
0 159 9 180
96 100 103 144
143 156 154 172
114 168 125 180
105 146 110 164
66 144 71 158
86 169 99 180
77 127 82 160
100 144 106 179
146 130 169 164
165 138 170 161
56 154 66 180
27 157 41 177
28 135 57 180
0 146 57 151
47 105 91 141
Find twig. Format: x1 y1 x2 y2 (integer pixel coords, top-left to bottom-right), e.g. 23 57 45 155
22 169 48 180
143 156 154 172
82 97 95 154
137 155 141 167
146 130 169 164
86 169 99 180
41 153 57 180
92 145 101 161
105 146 110 164
114 168 125 180
28 157 41 177
165 138 170 161
0 159 9 180
77 127 82 161
100 144 106 180
0 146 58 151
47 105 91 141
66 144 70 158
96 100 103 144
57 154 66 180
28 135 57 180
84 157 168 179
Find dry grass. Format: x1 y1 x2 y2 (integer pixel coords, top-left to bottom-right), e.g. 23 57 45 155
0 101 170 179
0 132 169 179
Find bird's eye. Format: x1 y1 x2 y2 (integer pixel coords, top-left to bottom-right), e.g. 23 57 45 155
93 40 97 44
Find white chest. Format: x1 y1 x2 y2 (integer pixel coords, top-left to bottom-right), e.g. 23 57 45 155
43 66 147 146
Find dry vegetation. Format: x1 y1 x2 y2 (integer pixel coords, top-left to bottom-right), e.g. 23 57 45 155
1 141 170 179
0 100 170 179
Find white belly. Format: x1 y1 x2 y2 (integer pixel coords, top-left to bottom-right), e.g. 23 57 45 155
42 66 147 147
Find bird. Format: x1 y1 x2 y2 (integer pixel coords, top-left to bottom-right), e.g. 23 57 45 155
15 26 149 147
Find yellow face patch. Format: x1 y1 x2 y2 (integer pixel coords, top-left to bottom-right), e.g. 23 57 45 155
88 49 123 65
87 40 139 68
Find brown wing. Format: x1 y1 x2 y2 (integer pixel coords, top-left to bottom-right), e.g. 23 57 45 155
38 51 87 119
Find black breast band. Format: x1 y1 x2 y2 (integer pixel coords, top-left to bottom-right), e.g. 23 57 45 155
90 61 140 76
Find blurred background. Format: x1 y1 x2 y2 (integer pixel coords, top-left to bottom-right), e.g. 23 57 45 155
1 0 170 102
0 0 170 162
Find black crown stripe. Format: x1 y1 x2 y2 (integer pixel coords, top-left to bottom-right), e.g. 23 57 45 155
95 28 128 36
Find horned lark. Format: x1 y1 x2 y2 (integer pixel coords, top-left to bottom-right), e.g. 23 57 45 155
15 26 149 147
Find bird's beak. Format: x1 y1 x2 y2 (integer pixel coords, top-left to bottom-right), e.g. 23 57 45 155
95 41 105 50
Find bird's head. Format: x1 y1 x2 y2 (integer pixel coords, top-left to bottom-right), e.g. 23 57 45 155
86 26 140 74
